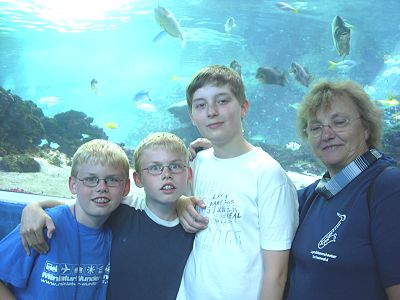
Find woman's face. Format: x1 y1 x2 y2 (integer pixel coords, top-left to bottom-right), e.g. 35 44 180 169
307 95 370 176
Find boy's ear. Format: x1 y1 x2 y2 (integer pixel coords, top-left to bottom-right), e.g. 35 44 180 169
133 171 143 188
241 100 249 118
68 176 78 195
122 178 131 197
187 167 193 182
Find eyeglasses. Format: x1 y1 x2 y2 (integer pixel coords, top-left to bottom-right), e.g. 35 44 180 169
305 116 361 138
77 176 126 187
142 163 187 176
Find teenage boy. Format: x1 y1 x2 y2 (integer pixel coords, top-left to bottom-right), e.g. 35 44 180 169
17 133 194 299
176 65 299 300
0 139 131 299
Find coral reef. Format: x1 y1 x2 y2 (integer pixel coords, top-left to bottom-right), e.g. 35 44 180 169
0 154 40 172
0 87 45 155
43 110 107 156
0 87 108 158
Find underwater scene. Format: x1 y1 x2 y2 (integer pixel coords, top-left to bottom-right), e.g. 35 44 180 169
0 0 399 197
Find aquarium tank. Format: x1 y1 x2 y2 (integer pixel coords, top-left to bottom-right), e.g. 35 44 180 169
0 0 399 198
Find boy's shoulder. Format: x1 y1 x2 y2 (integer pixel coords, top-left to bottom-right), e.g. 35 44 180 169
45 204 70 221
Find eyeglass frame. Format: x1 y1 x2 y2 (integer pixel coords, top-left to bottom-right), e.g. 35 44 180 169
304 116 362 138
76 176 127 187
141 163 188 176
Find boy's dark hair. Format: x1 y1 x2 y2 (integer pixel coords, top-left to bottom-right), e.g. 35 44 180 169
186 65 247 109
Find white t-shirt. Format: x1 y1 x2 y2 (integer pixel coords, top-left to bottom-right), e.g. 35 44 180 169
177 147 299 300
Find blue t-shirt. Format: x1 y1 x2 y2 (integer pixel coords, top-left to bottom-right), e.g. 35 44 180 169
287 158 400 300
107 204 194 300
0 205 112 300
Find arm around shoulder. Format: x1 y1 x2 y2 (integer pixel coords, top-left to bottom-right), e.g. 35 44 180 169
0 281 16 300
20 200 63 255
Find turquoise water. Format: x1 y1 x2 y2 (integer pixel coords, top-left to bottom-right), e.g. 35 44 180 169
1 0 399 148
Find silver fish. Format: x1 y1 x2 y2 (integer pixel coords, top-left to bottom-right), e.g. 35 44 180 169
256 66 288 86
229 60 242 77
154 6 185 47
332 16 351 57
291 62 312 87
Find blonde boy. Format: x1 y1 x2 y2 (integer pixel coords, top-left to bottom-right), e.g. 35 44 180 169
106 132 194 299
0 139 130 299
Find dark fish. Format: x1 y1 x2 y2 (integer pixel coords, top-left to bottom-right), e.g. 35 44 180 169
90 78 102 95
332 16 351 57
291 62 312 87
256 67 288 86
229 60 242 76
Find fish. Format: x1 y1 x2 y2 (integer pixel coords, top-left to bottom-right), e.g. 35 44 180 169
248 134 267 143
331 16 352 57
374 99 400 107
90 78 102 95
171 74 187 82
275 2 300 13
152 30 168 43
133 90 152 102
291 62 312 87
154 6 185 47
229 60 242 76
37 96 60 107
104 122 118 129
135 102 157 112
256 66 288 86
224 17 236 33
328 60 357 70
289 102 301 110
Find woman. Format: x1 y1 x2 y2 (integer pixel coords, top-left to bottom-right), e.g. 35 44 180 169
286 80 400 299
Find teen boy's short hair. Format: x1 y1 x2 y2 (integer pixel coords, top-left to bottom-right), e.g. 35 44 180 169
186 64 247 109
134 132 189 174
70 139 130 178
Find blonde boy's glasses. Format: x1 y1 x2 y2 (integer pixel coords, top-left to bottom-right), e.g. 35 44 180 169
305 116 361 138
142 163 187 175
77 176 125 187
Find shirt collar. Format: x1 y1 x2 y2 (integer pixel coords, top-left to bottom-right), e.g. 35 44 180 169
315 148 382 199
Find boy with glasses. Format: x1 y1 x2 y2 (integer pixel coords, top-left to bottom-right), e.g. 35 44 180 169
15 133 194 299
0 139 131 299
106 132 194 299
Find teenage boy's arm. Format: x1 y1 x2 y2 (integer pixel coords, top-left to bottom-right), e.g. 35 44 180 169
0 282 16 300
176 196 208 233
260 249 289 300
20 200 64 255
188 138 212 160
